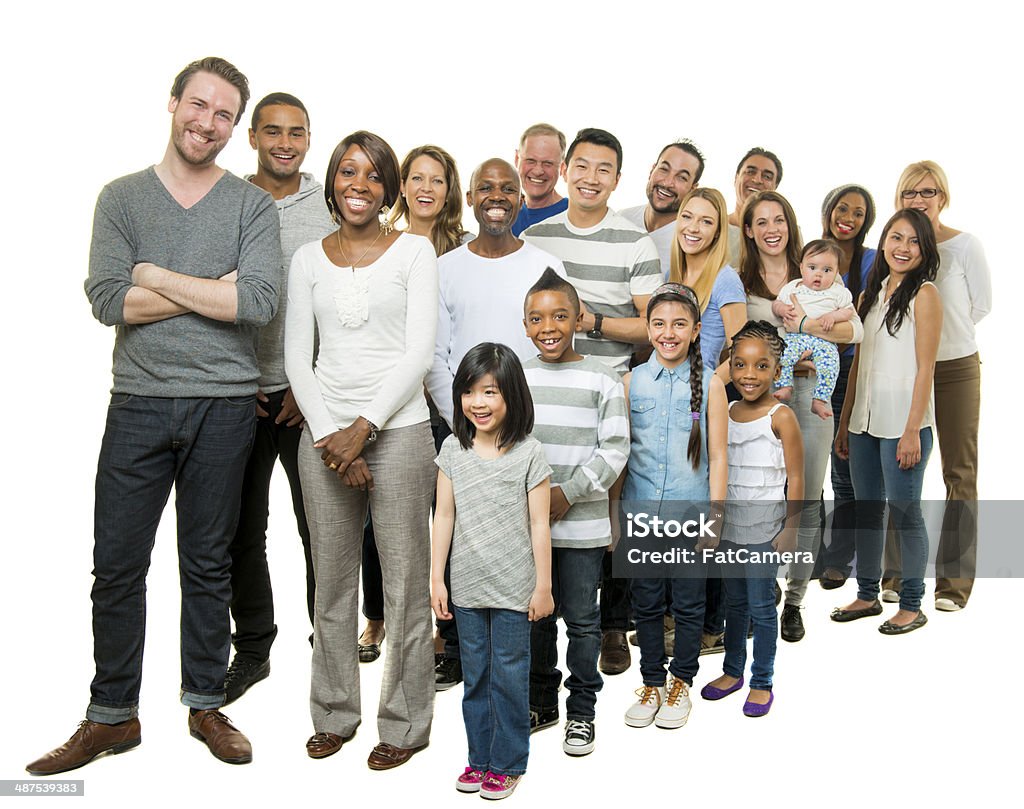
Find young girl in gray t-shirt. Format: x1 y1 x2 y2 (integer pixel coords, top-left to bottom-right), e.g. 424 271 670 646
430 342 553 799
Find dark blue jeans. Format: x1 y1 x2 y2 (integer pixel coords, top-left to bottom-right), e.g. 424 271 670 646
88 395 255 723
229 388 313 662
529 546 604 720
457 606 531 776
630 544 708 687
849 428 933 612
721 540 780 690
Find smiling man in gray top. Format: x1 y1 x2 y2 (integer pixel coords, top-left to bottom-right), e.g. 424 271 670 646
27 56 281 776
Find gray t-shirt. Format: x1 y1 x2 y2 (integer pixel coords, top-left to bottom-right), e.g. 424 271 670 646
85 167 282 397
619 205 674 279
435 434 552 611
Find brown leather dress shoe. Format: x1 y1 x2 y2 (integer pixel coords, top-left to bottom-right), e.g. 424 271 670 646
307 732 345 759
366 741 426 770
26 719 141 776
598 630 631 675
188 710 252 764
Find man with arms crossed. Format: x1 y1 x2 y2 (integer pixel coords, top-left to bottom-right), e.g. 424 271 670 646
27 57 281 775
522 127 661 749
224 92 335 704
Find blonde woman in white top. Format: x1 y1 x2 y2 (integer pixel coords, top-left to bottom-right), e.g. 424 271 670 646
892 161 991 612
832 210 942 635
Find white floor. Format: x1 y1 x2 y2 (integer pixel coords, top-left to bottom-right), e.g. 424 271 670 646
3 485 1020 808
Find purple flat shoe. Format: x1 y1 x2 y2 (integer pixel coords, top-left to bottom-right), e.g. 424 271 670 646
700 677 744 701
743 691 774 717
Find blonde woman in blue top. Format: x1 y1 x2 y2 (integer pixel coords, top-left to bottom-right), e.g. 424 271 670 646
670 188 747 367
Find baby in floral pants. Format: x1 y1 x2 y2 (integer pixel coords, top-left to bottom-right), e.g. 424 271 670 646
772 240 855 420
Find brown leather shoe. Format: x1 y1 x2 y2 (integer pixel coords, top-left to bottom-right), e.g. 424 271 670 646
307 732 345 759
26 719 141 776
599 630 631 675
188 710 252 764
366 741 426 770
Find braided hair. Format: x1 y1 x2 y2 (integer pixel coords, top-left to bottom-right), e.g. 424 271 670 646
729 320 785 367
647 283 705 470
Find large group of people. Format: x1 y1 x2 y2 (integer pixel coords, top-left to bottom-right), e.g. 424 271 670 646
26 56 991 801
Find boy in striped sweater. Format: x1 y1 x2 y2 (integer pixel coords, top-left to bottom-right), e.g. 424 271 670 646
522 269 630 757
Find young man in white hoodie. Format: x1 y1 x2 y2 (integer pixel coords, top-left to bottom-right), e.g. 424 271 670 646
225 93 335 703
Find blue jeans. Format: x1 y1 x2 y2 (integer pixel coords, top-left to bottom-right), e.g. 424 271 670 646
456 606 530 777
720 540 779 690
89 395 255 722
529 547 604 720
849 428 933 612
630 542 707 686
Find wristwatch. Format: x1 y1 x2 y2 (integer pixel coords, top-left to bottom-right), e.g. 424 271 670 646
587 312 604 339
365 419 379 443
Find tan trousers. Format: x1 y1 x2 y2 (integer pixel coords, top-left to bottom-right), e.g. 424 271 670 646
882 353 980 606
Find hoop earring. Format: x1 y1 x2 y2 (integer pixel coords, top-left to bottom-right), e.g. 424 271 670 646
379 205 394 235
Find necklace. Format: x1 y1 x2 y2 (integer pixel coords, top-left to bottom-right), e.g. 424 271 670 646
336 227 384 271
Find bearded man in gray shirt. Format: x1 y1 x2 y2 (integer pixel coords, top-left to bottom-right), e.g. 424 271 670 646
27 56 281 776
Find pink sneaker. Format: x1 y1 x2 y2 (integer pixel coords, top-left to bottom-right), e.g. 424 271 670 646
455 766 486 793
480 772 522 800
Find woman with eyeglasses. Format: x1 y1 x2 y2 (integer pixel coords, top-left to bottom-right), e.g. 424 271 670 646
884 161 992 613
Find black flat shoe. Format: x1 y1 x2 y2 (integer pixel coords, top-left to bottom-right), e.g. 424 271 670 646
819 569 847 591
879 611 928 635
830 601 883 622
358 629 385 663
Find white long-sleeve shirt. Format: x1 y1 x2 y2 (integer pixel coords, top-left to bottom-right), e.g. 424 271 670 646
285 233 438 442
935 232 992 361
425 240 566 427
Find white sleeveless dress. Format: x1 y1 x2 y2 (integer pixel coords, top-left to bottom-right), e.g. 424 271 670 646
723 401 788 546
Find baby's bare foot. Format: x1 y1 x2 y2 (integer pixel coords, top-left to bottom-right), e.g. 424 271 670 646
811 398 833 420
774 386 793 402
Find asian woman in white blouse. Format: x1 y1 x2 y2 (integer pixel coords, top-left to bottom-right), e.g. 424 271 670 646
832 209 942 635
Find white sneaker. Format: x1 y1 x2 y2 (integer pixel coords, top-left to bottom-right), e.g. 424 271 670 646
655 675 692 729
881 589 900 603
935 597 962 612
624 684 664 728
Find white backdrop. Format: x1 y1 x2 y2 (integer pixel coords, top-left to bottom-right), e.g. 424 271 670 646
1 1 1018 806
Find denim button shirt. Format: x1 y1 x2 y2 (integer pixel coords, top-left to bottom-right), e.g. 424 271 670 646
624 355 712 507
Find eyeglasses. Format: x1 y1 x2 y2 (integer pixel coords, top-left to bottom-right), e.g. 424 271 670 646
900 188 940 199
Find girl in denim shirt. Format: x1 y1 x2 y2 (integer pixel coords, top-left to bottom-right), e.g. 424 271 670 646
621 283 728 731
